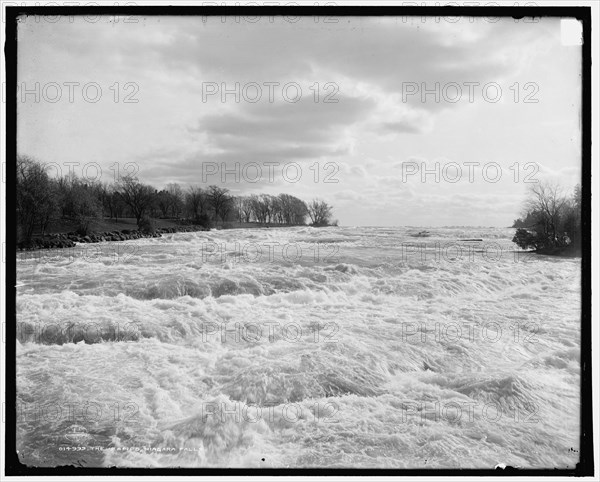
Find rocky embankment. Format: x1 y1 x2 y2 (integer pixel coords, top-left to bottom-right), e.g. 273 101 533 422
535 245 582 257
17 225 209 251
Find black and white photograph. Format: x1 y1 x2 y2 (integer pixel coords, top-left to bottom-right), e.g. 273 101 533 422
2 1 596 477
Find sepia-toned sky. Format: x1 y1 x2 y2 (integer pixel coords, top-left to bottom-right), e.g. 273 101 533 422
17 14 582 226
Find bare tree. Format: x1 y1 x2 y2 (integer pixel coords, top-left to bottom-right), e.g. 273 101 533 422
186 186 208 221
208 185 232 222
166 183 184 218
524 181 568 242
278 193 308 225
16 155 335 240
249 194 272 224
156 190 172 218
233 196 245 223
513 181 580 251
241 197 254 223
220 196 235 222
117 176 156 226
101 184 126 222
307 199 333 226
17 155 58 241
260 194 273 223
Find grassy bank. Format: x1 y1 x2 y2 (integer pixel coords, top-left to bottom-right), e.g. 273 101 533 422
31 217 184 236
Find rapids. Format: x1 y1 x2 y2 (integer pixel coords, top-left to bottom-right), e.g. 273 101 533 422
16 226 581 468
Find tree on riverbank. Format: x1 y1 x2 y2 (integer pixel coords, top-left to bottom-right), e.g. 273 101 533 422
307 199 336 226
16 156 57 240
16 155 337 241
512 181 581 252
117 176 156 226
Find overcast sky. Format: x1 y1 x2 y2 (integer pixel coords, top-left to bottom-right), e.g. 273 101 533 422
17 14 582 227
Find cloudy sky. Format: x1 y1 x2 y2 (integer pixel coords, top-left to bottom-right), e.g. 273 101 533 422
17 14 582 226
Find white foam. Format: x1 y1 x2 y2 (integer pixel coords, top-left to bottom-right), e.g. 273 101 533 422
16 227 581 468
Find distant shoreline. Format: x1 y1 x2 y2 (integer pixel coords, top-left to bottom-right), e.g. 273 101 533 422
18 221 580 258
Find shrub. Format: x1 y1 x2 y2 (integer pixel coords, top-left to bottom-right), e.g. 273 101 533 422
195 213 212 229
76 216 92 236
512 228 550 251
138 216 156 234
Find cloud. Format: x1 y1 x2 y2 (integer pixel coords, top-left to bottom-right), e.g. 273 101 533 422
187 93 376 163
16 15 579 226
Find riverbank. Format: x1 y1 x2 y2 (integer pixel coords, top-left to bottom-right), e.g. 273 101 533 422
17 225 210 251
17 218 312 251
17 218 211 251
535 245 582 258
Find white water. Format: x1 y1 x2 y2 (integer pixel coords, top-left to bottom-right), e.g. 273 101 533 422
16 226 581 468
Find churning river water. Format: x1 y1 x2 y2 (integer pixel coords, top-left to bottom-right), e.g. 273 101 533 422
15 226 581 468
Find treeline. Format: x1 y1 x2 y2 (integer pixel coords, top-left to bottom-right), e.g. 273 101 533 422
512 182 581 252
17 155 336 242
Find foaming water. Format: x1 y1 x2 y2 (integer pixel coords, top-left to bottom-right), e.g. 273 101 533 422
16 226 580 468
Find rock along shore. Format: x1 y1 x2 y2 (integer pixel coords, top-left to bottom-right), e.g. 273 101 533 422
17 225 210 251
